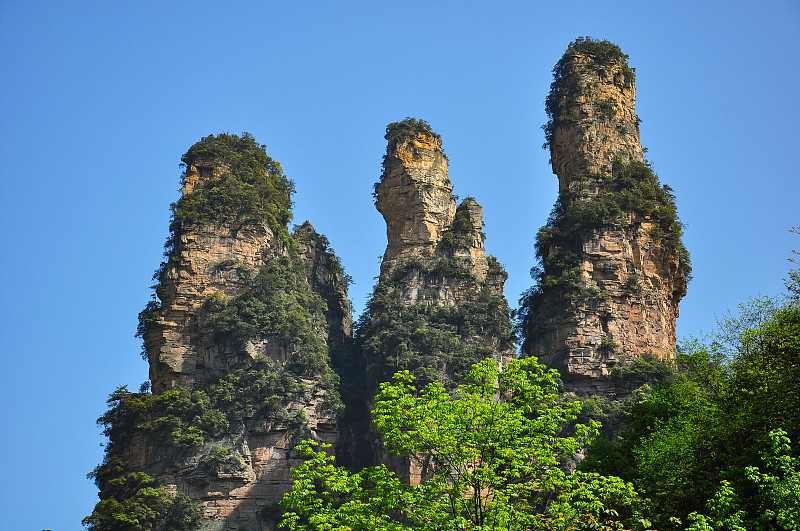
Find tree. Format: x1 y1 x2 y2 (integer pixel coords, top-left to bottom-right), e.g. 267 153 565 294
581 238 800 530
281 358 641 531
684 429 800 531
82 471 202 531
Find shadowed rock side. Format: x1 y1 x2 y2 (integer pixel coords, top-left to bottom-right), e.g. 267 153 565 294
521 38 689 396
358 119 516 485
90 134 352 531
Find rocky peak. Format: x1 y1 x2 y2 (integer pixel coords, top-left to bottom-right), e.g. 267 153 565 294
293 220 353 344
523 39 690 395
375 119 455 269
363 118 515 379
359 118 516 485
98 134 352 531
145 135 287 393
545 37 644 192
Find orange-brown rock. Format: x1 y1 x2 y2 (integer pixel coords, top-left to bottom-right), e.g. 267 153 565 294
107 134 351 531
376 130 455 267
374 122 498 302
546 43 644 191
524 39 689 395
364 119 515 484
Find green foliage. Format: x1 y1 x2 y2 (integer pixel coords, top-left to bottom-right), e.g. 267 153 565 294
83 471 202 531
281 358 641 531
487 255 505 277
206 244 342 407
600 338 620 353
544 37 634 149
580 262 800 529
199 446 245 475
684 429 800 530
610 352 677 387
172 132 294 234
358 272 515 388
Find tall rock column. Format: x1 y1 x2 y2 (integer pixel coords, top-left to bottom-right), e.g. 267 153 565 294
521 38 690 396
89 133 352 531
358 118 516 484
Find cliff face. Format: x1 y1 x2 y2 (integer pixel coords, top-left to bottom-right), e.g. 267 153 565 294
94 134 351 531
360 119 516 484
522 39 689 395
144 162 274 393
546 47 644 190
374 121 499 303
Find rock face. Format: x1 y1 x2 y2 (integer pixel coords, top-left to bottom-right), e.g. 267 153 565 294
361 119 516 484
522 39 689 395
144 172 273 393
374 121 498 302
95 134 351 531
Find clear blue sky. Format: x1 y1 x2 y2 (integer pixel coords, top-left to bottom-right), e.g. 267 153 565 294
1 2 798 529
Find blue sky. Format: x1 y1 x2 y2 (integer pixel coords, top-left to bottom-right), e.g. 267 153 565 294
1 2 798 529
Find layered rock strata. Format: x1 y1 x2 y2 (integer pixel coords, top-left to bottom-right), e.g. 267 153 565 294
361 119 516 484
522 39 689 396
96 134 351 531
375 121 500 303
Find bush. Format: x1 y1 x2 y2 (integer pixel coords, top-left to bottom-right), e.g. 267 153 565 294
83 471 202 531
359 258 515 388
173 132 295 233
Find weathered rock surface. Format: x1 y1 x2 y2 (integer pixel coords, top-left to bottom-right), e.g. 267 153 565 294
524 40 689 395
376 130 455 265
374 126 500 304
145 214 273 392
294 220 353 345
548 52 644 190
113 135 351 531
364 119 515 484
121 383 338 531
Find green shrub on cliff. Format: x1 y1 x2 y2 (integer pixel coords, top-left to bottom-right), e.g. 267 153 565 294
83 470 202 531
172 132 295 234
358 257 515 388
383 117 441 152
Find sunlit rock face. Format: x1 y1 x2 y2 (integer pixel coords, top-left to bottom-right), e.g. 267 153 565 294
124 135 351 531
365 119 516 484
523 40 689 396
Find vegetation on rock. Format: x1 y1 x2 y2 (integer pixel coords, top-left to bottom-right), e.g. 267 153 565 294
519 157 691 343
383 117 441 153
281 358 641 531
90 133 351 529
173 132 294 234
544 37 634 149
580 257 800 529
83 470 202 531
358 274 515 388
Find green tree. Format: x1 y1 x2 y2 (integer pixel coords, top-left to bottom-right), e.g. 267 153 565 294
82 471 202 531
581 238 800 529
281 358 641 531
684 429 800 531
